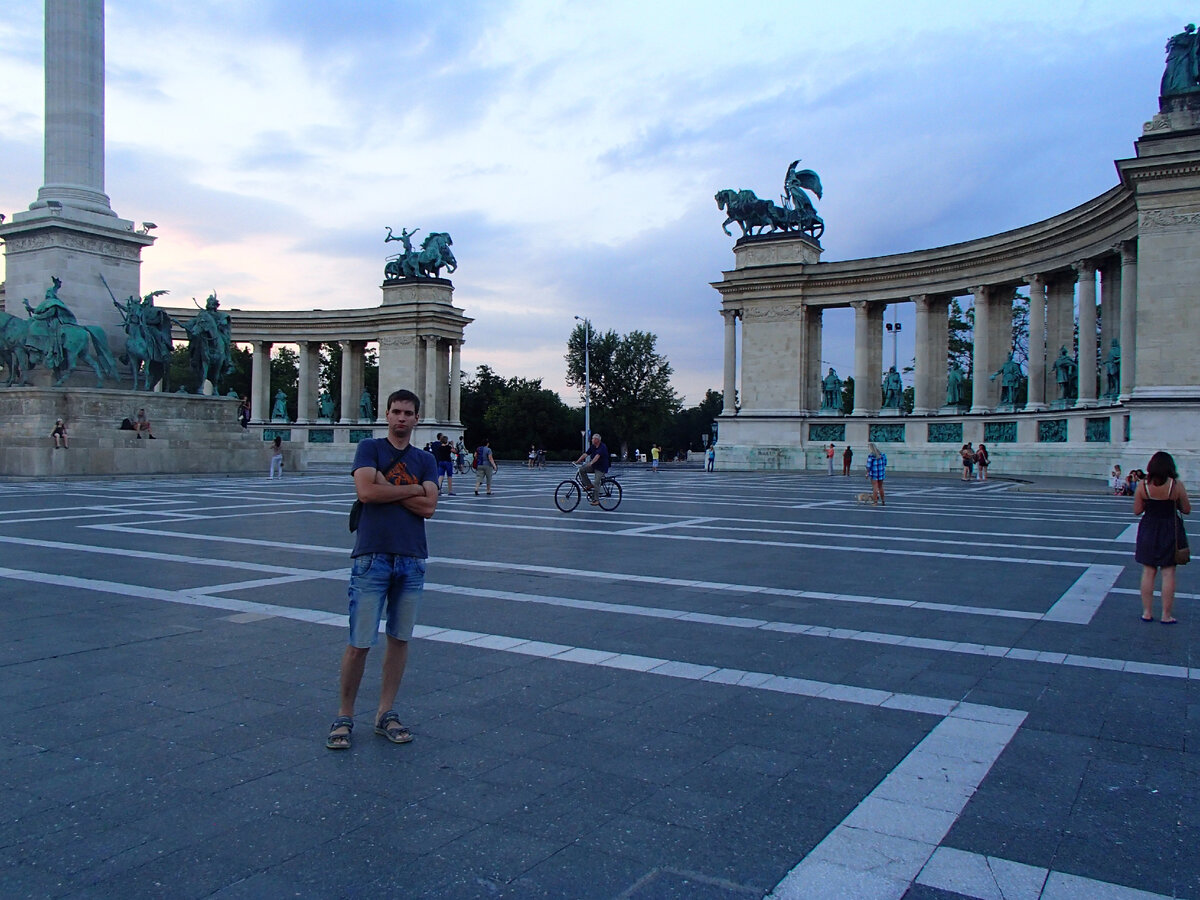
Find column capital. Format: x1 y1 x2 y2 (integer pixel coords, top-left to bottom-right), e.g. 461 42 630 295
1023 273 1045 289
721 307 742 321
1117 239 1137 264
909 293 930 308
969 285 990 299
850 299 870 312
1072 258 1096 276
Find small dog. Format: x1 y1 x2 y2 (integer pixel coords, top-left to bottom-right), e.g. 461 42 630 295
855 492 878 505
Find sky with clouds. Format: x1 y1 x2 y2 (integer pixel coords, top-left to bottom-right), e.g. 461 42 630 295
0 2 1192 405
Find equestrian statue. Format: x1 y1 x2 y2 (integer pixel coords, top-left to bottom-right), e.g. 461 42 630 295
174 292 233 394
0 277 118 387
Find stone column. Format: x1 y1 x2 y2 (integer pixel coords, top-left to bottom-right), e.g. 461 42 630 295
297 341 317 423
930 295 951 409
851 301 871 415
37 0 113 216
1025 274 1047 410
1099 257 1120 355
1118 241 1137 400
721 309 739 414
802 305 822 413
449 341 462 424
250 341 270 424
338 340 354 424
1075 260 1098 407
970 286 993 413
423 335 439 421
911 294 934 415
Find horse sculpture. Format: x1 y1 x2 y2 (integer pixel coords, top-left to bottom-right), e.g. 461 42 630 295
175 293 233 394
0 310 119 387
715 160 825 240
384 230 458 280
114 292 171 391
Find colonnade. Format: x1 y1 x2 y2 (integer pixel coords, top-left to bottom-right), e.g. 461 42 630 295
242 336 464 425
719 240 1137 418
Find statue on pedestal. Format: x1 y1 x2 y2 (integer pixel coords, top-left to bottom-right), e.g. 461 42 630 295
946 364 967 406
108 278 171 391
1162 24 1200 98
715 160 825 240
176 292 234 394
820 367 843 411
1052 346 1078 402
6 277 119 387
318 391 335 419
1103 339 1121 398
359 389 374 420
384 227 457 280
271 389 289 422
989 352 1023 406
881 366 903 408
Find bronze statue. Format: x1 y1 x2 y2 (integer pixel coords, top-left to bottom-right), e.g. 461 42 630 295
716 161 825 240
821 367 843 410
384 229 457 280
1052 346 1078 401
359 389 374 420
318 391 335 419
271 389 289 422
1103 338 1121 398
1162 24 1200 97
176 292 233 394
881 365 903 408
946 364 967 406
14 278 118 387
989 352 1023 405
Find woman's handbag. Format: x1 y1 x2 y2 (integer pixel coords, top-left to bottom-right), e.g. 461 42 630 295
1175 499 1190 566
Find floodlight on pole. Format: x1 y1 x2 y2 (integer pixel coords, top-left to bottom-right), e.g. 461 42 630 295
574 316 590 450
885 309 903 370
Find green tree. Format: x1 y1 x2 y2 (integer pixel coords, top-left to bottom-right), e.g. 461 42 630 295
841 376 855 414
459 364 579 458
565 323 681 455
948 297 974 374
667 389 722 455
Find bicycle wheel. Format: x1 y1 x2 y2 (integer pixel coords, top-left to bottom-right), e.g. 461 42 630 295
554 480 581 512
596 478 622 511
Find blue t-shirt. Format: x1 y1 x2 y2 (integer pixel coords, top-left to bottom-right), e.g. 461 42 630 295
586 442 611 473
351 438 438 559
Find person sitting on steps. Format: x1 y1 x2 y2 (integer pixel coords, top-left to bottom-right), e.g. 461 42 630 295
133 408 156 439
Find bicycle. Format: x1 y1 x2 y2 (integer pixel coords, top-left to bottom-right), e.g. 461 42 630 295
555 465 622 512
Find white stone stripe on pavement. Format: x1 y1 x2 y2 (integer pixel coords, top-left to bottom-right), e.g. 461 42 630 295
1043 565 1125 623
768 713 1025 900
915 845 1178 900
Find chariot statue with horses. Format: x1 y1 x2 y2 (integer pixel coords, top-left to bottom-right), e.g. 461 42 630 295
0 277 119 387
383 226 458 280
716 160 824 240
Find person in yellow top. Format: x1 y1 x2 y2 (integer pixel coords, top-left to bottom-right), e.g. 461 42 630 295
651 444 661 474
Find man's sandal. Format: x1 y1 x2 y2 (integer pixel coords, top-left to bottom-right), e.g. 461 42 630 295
375 710 413 744
326 716 354 750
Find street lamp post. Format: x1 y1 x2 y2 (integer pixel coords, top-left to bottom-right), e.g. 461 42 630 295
574 316 590 451
885 308 902 370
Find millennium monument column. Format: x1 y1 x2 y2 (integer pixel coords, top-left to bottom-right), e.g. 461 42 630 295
0 0 154 366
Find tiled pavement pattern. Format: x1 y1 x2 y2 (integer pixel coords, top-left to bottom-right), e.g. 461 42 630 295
0 465 1195 899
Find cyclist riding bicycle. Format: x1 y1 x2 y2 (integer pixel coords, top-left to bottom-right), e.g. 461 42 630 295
574 433 611 506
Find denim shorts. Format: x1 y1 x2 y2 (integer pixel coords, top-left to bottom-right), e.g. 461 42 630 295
438 460 453 478
347 553 426 647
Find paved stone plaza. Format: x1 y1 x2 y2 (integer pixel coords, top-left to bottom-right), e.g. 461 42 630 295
1 465 1195 899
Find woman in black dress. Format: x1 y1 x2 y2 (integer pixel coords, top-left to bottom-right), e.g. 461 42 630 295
1134 451 1191 623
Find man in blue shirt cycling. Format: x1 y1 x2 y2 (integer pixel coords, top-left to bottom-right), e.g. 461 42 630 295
575 433 610 506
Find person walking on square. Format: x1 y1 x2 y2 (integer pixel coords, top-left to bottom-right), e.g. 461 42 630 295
651 444 661 474
327 389 438 750
825 443 835 475
433 433 455 495
474 439 497 495
50 418 69 449
842 445 853 476
269 435 284 478
975 443 990 481
1134 451 1190 624
866 442 887 506
706 444 715 472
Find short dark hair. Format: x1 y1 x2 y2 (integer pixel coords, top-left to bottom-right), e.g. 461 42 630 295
385 389 420 414
1146 451 1178 486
